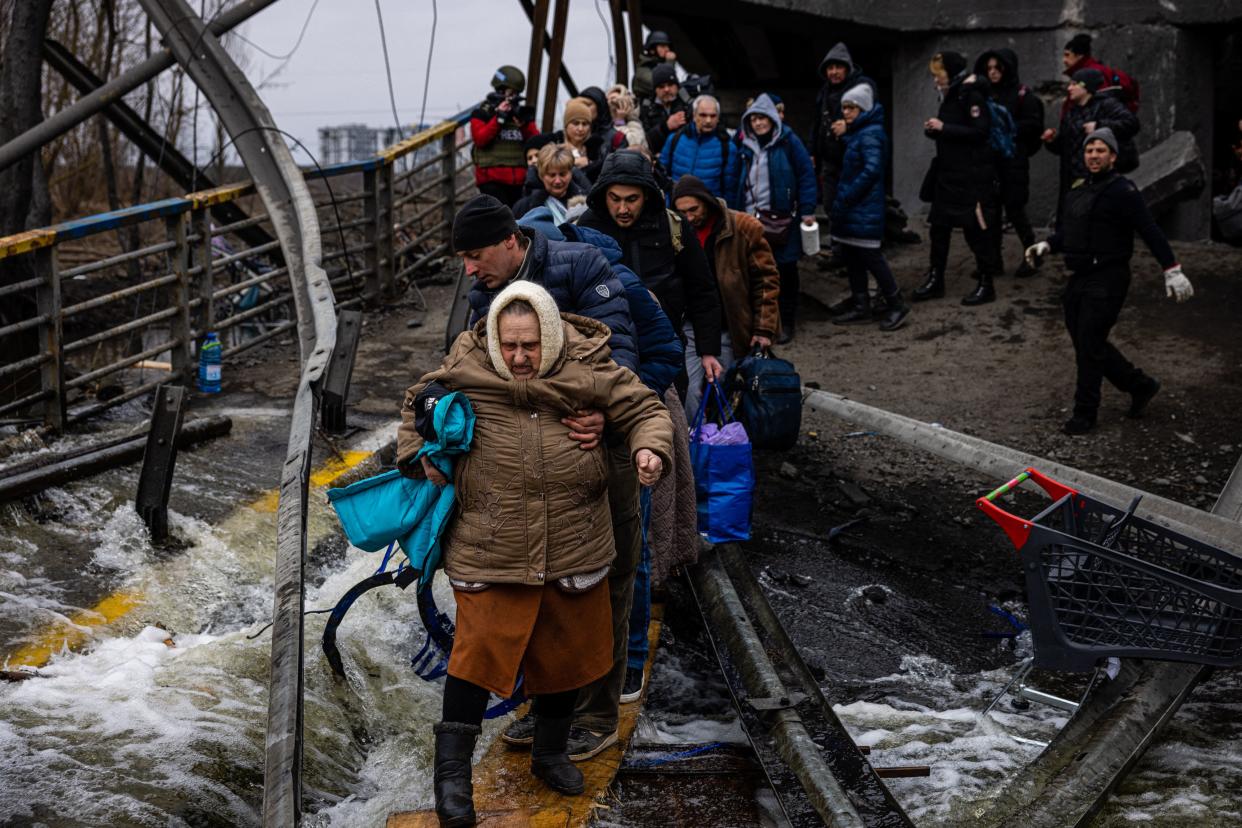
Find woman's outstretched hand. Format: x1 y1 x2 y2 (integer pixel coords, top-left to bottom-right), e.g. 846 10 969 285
420 454 448 486
635 449 663 486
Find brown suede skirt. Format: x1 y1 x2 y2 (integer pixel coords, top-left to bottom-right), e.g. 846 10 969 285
447 581 612 697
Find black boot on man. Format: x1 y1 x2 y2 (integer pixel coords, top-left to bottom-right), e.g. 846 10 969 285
911 269 945 301
961 272 996 305
879 291 910 332
1128 376 1161 418
530 715 586 795
832 293 872 325
433 722 480 827
1062 410 1096 436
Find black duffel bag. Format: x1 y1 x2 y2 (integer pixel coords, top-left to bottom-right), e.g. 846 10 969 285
725 347 802 450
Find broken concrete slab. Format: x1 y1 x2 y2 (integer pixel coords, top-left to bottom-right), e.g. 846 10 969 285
1129 130 1205 215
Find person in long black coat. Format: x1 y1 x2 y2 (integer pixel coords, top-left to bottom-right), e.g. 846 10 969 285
914 51 1005 306
975 48 1045 277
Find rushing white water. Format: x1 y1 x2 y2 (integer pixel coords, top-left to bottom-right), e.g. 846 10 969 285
3 422 1240 825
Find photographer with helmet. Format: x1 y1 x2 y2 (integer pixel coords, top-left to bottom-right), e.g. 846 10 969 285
470 65 540 207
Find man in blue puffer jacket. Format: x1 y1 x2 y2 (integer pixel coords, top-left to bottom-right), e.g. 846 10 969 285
828 86 910 331
659 95 732 197
461 195 637 376
504 204 683 758
724 94 818 343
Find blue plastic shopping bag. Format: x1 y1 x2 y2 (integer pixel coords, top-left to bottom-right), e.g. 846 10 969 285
689 381 754 542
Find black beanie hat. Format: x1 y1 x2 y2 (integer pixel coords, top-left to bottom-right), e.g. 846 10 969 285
937 51 968 80
452 195 519 253
524 133 555 154
671 174 720 215
1065 33 1092 56
1072 68 1105 95
652 63 678 88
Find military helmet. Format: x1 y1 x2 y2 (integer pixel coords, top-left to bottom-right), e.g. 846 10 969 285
491 65 526 94
644 30 671 50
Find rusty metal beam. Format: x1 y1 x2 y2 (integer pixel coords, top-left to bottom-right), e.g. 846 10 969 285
540 0 572 134
525 0 549 114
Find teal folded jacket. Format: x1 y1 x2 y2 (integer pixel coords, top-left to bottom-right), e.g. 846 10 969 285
327 392 474 586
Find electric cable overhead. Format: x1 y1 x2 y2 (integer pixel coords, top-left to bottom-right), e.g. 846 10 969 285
229 0 322 61
594 0 615 85
373 0 405 140
417 0 438 131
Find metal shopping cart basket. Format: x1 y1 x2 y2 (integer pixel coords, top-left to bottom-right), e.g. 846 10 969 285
977 468 1242 673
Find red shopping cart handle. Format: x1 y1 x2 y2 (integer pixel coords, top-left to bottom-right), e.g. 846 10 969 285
976 468 1079 550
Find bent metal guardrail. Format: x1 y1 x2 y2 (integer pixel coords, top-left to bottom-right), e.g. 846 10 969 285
0 106 473 436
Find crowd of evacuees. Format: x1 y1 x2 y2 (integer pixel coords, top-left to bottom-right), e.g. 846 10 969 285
403 30 1195 828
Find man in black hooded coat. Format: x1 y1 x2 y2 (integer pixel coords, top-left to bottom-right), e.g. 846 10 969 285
578 151 723 369
975 48 1045 277
809 42 879 220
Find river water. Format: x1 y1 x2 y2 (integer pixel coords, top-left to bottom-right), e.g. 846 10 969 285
2 415 1240 826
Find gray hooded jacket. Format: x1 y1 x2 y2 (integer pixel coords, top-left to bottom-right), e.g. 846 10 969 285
739 94 784 213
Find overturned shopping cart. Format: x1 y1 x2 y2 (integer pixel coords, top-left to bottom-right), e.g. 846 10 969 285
977 468 1242 674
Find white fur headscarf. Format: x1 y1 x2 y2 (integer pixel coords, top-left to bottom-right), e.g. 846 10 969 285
485 280 564 380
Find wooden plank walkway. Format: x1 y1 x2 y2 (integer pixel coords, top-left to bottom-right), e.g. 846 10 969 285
388 606 663 828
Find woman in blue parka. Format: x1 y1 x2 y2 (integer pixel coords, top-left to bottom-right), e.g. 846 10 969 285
828 85 910 331
724 93 817 343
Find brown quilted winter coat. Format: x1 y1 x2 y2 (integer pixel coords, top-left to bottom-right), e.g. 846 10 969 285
397 313 673 586
711 203 782 348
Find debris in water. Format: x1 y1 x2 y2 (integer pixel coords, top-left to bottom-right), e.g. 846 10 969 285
2 669 40 682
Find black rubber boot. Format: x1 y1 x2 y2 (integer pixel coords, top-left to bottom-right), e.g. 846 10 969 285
961 272 996 306
878 292 910 332
911 269 945 301
776 318 795 345
1128 376 1161 418
530 715 585 795
832 293 872 325
433 722 480 827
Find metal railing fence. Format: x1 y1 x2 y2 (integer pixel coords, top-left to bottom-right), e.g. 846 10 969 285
0 110 476 433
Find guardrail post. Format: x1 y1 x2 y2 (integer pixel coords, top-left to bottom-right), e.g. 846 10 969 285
190 207 214 336
361 166 384 304
440 132 458 249
34 246 65 433
135 384 186 544
166 215 194 378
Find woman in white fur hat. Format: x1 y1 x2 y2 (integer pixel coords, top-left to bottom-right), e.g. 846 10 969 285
397 280 673 826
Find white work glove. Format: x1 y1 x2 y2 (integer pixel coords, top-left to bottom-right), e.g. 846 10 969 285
1164 265 1193 303
1024 241 1051 269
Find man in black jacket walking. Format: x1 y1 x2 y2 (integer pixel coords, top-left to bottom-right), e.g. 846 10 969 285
639 63 692 156
1043 68 1140 214
1026 129 1193 435
579 151 724 381
975 48 1045 277
914 50 1004 306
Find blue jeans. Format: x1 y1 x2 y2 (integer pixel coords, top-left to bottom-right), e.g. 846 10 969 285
627 487 653 671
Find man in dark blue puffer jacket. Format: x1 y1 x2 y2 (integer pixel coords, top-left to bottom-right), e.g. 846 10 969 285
459 195 637 375
659 94 732 197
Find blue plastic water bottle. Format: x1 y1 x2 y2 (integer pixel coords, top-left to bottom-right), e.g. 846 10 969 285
197 332 222 394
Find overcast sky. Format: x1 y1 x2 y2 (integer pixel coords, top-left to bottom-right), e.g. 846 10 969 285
231 0 637 162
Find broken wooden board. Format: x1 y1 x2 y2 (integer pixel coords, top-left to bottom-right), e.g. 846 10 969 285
387 605 663 828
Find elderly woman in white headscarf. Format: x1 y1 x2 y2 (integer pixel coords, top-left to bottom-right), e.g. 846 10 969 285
397 280 672 826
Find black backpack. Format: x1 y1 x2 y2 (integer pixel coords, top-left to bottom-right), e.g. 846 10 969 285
725 348 802 450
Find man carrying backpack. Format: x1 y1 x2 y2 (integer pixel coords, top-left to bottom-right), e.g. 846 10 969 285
975 48 1046 277
914 51 1004 306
